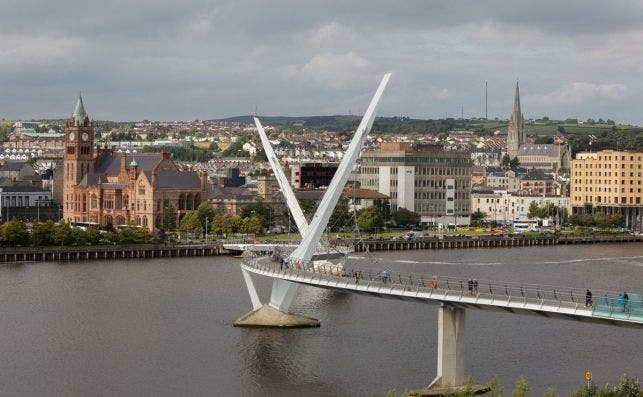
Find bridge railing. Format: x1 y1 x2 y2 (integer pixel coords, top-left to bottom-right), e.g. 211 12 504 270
242 255 643 322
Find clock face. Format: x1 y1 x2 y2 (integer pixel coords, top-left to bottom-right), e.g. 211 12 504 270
82 132 89 141
69 132 75 141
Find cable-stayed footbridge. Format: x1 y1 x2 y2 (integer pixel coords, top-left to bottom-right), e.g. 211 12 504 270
234 73 643 389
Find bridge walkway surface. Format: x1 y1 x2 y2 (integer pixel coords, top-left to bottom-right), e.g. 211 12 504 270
241 256 643 328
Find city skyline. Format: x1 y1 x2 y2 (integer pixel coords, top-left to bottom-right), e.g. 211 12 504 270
2 1 643 123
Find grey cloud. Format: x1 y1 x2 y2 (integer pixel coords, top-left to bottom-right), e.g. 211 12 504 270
1 1 643 122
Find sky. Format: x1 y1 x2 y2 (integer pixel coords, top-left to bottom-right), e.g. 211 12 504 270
2 1 643 123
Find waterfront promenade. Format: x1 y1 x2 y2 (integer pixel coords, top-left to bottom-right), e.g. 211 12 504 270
0 234 641 262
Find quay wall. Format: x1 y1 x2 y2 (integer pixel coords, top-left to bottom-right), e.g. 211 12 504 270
352 234 643 252
0 244 229 263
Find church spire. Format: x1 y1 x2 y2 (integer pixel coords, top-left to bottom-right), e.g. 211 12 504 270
73 94 87 124
507 81 525 158
513 81 521 116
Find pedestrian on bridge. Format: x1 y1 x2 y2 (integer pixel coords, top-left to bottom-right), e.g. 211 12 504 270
473 279 479 294
468 279 473 295
623 291 629 312
585 289 592 307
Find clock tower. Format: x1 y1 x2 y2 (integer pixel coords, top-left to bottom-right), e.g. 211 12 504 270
63 95 95 222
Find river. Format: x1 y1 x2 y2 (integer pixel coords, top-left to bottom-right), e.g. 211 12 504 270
0 244 641 396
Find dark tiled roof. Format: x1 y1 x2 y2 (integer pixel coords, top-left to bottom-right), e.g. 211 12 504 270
102 183 126 189
209 185 255 199
94 153 163 176
518 144 561 157
344 188 388 199
156 170 201 189
79 173 108 186
295 189 325 201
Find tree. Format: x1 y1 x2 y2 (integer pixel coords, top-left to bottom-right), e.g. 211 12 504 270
557 126 566 134
240 216 263 235
70 228 89 245
163 204 177 233
471 210 487 227
53 223 74 246
393 207 420 226
85 227 101 245
118 226 153 244
329 195 351 231
374 199 391 221
31 220 56 246
179 212 203 236
212 214 242 237
509 157 520 170
196 202 216 235
254 147 268 162
501 154 511 168
356 206 384 232
209 141 220 152
1 219 29 246
527 202 543 219
241 201 272 229
534 136 554 144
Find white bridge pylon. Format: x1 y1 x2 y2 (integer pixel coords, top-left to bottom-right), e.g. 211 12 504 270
238 73 391 315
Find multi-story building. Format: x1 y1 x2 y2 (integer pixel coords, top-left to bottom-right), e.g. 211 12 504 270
486 169 521 192
290 162 338 189
358 142 472 226
571 150 642 229
62 96 207 232
471 190 569 225
0 185 55 222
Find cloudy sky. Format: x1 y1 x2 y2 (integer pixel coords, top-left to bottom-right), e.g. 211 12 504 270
2 1 643 123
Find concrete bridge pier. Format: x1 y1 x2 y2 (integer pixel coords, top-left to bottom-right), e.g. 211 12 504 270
431 303 466 388
234 274 320 328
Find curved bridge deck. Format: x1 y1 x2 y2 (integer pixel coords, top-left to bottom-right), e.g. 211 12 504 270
241 257 643 328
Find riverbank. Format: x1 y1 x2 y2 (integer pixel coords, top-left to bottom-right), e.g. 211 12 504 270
0 234 641 262
0 243 228 263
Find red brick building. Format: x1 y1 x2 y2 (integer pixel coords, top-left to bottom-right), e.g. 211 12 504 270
63 96 207 232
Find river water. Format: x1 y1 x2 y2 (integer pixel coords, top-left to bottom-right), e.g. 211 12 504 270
0 244 641 396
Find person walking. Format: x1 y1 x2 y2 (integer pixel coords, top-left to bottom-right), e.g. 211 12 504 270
468 279 473 295
473 279 479 294
623 291 629 312
585 289 592 307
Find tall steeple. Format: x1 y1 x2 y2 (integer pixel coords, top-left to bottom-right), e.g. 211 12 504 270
73 94 87 125
63 94 95 223
507 81 525 158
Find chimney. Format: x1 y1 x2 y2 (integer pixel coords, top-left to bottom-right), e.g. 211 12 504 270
162 150 171 160
120 153 127 173
152 169 157 187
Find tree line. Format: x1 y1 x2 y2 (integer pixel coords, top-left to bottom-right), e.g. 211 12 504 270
0 220 153 247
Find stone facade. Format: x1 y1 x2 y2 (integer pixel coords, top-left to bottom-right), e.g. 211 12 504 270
507 82 526 158
62 96 207 232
